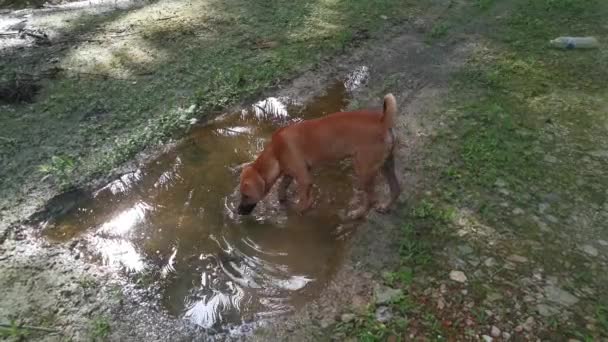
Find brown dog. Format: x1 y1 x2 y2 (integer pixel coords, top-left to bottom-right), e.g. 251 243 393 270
237 94 401 219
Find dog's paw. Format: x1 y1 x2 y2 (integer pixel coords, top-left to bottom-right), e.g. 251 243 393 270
347 208 366 220
374 202 390 214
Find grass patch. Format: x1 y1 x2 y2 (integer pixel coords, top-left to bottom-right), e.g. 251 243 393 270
90 316 111 341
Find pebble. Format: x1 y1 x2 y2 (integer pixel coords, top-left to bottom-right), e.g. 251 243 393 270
502 332 511 340
581 244 598 257
523 316 535 332
491 326 501 337
512 208 524 215
449 270 467 283
457 245 474 255
536 303 559 317
544 285 579 306
543 155 558 163
486 292 503 302
374 285 403 305
484 258 497 267
375 306 393 322
341 313 355 323
507 254 528 263
546 214 559 223
437 298 446 310
598 240 608 246
538 202 549 213
482 335 493 342
494 179 507 187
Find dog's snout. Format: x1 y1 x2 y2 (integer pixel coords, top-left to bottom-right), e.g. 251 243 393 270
237 203 256 215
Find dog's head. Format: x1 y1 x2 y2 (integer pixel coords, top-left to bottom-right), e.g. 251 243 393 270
237 165 265 215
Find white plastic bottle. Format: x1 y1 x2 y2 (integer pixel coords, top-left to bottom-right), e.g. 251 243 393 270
550 37 599 49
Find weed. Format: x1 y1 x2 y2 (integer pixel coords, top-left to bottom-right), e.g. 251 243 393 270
0 320 30 340
90 316 110 341
429 23 449 39
411 200 455 223
77 276 97 290
597 305 608 333
474 0 494 10
39 155 76 188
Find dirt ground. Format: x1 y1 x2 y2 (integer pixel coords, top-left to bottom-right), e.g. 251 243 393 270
2 0 608 341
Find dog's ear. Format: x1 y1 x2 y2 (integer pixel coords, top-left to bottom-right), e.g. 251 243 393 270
240 167 266 199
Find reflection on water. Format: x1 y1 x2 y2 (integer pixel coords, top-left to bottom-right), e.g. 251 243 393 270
44 83 358 330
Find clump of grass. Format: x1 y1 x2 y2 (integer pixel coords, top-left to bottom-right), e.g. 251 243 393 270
39 155 76 188
90 316 111 341
428 22 449 39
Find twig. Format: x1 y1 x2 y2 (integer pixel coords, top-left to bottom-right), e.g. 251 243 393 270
0 323 59 334
157 16 178 21
68 71 133 81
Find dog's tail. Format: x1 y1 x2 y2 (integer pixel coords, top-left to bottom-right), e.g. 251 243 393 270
381 93 397 130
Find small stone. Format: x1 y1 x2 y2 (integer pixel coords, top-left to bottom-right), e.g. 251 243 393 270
523 317 535 332
449 270 467 283
341 313 356 323
538 203 550 213
494 179 507 187
504 262 516 270
482 335 493 342
581 245 598 257
486 292 503 302
512 208 524 215
457 245 474 255
440 284 447 294
380 15 388 20
546 214 559 223
437 298 446 310
543 155 558 163
320 317 334 329
514 325 523 333
375 306 393 322
484 258 497 267
502 332 511 340
491 326 501 337
598 240 608 246
544 285 579 306
523 295 535 303
507 254 528 263
374 285 403 305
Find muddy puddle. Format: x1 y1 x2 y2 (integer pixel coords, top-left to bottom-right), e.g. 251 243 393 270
41 81 367 330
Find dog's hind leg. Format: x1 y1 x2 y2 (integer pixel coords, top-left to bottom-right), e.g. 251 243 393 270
347 171 377 219
348 150 382 219
278 175 293 204
376 153 401 213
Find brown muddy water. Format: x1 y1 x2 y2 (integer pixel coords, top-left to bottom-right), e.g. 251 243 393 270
42 82 367 331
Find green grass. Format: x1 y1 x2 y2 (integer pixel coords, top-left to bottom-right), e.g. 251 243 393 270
0 320 30 341
90 316 111 341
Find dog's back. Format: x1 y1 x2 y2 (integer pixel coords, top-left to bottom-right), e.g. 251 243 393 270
274 94 397 164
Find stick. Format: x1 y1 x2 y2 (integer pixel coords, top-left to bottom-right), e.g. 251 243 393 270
0 323 59 334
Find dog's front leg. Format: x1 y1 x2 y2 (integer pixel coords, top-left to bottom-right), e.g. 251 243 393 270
294 174 313 213
278 175 293 204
